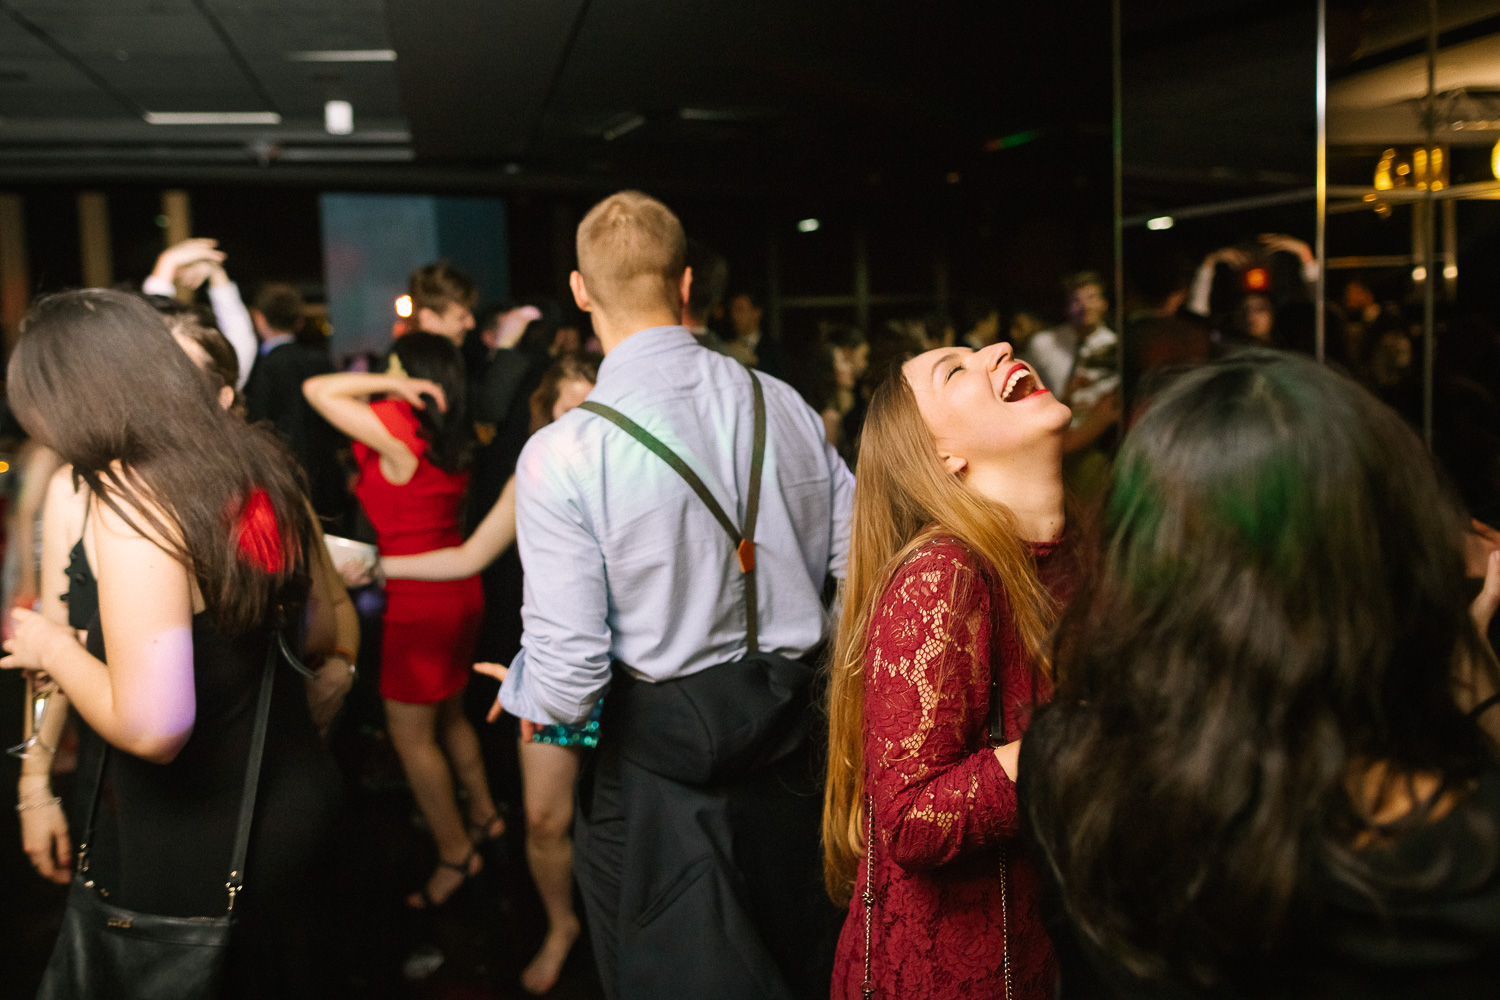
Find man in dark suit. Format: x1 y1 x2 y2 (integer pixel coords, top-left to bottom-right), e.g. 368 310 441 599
244 283 349 528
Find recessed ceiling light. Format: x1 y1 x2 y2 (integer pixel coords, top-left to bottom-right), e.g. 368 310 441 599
144 111 282 125
1146 216 1175 230
797 218 821 233
286 50 396 62
325 100 354 135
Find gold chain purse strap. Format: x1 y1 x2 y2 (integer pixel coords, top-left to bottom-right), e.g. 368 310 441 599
859 794 1013 1000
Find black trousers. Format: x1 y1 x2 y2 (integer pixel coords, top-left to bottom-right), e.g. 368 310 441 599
573 706 838 1000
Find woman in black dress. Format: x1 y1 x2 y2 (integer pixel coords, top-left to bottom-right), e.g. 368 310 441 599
1023 350 1500 998
1 290 343 998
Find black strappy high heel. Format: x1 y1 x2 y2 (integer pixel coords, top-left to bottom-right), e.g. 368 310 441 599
406 848 482 910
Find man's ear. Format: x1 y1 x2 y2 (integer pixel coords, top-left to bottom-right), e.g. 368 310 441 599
680 267 693 317
569 271 594 313
938 451 967 477
217 385 236 411
250 309 271 339
415 307 440 333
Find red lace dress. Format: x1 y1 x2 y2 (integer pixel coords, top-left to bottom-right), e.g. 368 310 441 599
831 534 1070 1000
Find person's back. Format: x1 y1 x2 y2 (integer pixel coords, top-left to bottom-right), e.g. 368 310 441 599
499 191 852 1000
513 334 840 694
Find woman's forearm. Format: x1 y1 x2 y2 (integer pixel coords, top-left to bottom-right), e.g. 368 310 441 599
381 547 477 582
303 371 407 403
381 476 517 582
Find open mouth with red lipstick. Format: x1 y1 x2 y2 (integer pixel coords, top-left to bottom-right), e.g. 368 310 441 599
999 362 1047 402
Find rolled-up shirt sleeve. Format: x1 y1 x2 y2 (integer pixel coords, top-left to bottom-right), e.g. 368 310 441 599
498 435 614 726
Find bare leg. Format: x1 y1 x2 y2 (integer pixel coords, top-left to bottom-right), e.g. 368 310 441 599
385 698 481 907
436 693 504 839
519 737 583 995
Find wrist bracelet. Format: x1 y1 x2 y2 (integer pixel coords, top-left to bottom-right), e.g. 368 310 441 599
17 795 62 812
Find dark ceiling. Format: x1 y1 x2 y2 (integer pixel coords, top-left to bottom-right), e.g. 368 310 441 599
1 1 1496 208
0 0 1112 197
0 1 406 156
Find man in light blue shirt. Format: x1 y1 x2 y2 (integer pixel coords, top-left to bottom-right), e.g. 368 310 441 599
498 191 852 998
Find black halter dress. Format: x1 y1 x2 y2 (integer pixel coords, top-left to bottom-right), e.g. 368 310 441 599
63 530 343 999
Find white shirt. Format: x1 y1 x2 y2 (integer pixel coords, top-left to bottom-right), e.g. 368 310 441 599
1019 323 1119 410
499 326 854 726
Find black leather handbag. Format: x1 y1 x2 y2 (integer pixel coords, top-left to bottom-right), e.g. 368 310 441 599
35 638 278 1000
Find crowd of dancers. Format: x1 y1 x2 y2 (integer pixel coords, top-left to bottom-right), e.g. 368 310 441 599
6 189 1500 1000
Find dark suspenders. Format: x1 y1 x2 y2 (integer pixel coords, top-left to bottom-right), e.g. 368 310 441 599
578 366 767 654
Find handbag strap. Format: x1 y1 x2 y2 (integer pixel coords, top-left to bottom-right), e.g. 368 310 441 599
226 638 278 912
76 631 280 915
577 364 767 653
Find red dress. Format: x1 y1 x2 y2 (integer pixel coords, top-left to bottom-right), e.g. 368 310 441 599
354 399 483 704
831 534 1070 1000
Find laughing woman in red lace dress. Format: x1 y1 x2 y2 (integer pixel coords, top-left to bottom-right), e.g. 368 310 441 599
824 342 1074 1000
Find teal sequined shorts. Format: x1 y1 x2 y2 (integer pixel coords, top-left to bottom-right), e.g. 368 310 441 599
531 701 602 749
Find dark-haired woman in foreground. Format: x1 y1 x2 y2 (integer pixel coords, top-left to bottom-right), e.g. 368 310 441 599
825 342 1072 999
304 332 498 909
1 289 342 997
15 309 357 891
1023 350 1500 998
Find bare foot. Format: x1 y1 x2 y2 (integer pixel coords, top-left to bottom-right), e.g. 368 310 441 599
520 913 581 995
405 849 482 909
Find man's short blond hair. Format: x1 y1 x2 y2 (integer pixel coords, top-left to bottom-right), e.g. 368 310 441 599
576 191 686 315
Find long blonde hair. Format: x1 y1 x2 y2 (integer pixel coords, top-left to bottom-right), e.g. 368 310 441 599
822 371 1057 904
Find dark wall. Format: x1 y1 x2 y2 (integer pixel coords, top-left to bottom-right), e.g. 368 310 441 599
6 128 1117 340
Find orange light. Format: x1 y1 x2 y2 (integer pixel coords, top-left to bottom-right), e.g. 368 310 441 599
1243 267 1269 292
395 294 412 318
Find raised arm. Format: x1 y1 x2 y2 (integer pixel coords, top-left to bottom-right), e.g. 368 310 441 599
204 265 256 390
383 475 518 581
867 546 1018 872
4 492 197 765
302 372 444 486
143 238 256 388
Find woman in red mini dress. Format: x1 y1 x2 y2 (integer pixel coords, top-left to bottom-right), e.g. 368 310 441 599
305 332 500 908
824 341 1075 1000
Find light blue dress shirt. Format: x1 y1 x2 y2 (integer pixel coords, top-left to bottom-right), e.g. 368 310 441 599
498 325 854 726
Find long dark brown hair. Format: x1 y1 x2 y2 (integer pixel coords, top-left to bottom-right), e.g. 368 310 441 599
1024 350 1500 986
390 331 473 474
8 289 315 634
